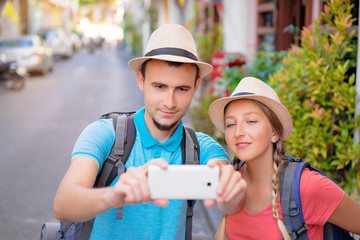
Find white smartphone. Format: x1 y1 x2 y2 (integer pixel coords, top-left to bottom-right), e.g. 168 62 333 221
148 165 219 199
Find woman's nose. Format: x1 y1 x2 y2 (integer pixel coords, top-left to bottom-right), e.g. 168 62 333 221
235 124 245 137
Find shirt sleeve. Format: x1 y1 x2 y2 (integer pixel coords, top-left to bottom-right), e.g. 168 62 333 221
195 132 229 165
71 119 115 170
300 168 345 226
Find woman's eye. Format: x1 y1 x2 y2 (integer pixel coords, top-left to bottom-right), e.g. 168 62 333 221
225 123 235 128
247 120 257 124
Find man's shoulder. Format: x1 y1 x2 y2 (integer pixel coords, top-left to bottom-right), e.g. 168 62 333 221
78 118 115 142
193 130 228 161
90 118 115 131
194 131 216 142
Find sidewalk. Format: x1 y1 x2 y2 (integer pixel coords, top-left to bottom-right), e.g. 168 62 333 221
192 200 222 239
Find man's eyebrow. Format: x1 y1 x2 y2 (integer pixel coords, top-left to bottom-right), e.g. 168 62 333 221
151 82 167 86
151 82 192 89
177 85 192 89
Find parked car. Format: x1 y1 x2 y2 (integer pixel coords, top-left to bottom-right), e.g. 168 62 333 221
38 28 73 58
0 34 54 75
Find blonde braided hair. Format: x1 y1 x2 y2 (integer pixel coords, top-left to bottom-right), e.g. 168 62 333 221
215 215 227 240
271 141 290 240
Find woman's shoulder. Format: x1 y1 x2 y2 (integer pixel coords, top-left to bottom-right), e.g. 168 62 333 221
299 167 344 226
300 167 343 196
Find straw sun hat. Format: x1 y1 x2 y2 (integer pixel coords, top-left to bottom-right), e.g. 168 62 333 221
208 77 293 140
128 24 213 78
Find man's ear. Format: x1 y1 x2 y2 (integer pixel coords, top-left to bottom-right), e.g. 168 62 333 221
194 77 201 92
136 70 144 91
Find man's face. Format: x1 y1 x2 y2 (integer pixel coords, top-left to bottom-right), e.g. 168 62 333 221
136 60 200 133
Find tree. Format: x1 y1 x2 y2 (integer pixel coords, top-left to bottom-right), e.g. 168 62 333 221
269 0 359 195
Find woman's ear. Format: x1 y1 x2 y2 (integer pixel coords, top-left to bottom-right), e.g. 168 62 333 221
271 133 279 143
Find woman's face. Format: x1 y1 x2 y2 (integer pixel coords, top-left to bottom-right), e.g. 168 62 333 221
224 99 278 163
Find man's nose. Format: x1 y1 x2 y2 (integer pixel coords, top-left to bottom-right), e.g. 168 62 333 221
164 90 176 109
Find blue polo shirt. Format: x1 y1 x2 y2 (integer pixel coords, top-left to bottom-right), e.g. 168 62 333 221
72 107 228 240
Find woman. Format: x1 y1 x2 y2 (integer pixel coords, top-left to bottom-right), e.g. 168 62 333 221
208 77 360 239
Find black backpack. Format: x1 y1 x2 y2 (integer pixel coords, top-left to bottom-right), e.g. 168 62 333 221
41 112 200 240
279 155 355 240
238 156 355 240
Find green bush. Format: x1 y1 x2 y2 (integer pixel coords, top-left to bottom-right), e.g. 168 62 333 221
214 46 286 93
197 23 224 64
189 93 225 145
244 47 287 84
269 0 359 195
123 12 142 56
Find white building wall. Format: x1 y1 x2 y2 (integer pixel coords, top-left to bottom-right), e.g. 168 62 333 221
154 0 192 27
157 1 166 27
312 0 321 22
142 0 151 54
223 0 256 64
184 0 195 28
224 0 247 53
28 0 42 34
245 0 256 64
0 0 22 38
168 0 184 24
144 0 193 54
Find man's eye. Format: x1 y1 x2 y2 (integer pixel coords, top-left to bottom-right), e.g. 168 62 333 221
177 87 188 92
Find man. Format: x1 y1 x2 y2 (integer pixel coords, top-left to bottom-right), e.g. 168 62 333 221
53 24 246 239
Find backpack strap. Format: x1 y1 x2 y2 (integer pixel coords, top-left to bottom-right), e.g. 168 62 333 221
182 127 199 165
182 127 200 240
95 112 136 188
280 156 309 240
238 161 246 169
80 112 136 240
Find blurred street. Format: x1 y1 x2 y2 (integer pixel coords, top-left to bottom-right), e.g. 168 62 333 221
0 47 221 240
0 0 359 239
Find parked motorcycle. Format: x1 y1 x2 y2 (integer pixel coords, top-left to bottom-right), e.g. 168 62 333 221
0 54 27 91
87 37 96 54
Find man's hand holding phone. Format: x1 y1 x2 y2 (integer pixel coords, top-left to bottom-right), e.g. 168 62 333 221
109 158 170 208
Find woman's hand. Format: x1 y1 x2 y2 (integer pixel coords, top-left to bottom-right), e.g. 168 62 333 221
204 159 247 214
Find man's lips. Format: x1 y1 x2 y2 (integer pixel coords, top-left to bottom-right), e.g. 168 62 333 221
160 110 176 117
235 142 251 149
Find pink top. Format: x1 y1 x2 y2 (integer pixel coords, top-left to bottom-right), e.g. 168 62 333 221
226 168 345 239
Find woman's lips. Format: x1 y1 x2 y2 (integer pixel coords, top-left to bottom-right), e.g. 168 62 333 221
236 142 250 149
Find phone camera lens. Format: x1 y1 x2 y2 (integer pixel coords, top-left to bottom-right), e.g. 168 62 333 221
207 182 211 186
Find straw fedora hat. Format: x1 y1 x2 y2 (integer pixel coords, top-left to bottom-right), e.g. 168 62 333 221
208 77 293 140
128 24 213 78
